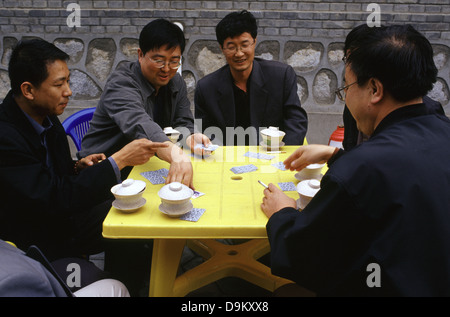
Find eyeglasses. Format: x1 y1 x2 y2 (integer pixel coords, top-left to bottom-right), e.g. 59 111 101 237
222 41 255 55
147 56 182 70
335 81 357 101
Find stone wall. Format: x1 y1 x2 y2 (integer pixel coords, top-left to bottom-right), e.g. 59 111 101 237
1 0 449 145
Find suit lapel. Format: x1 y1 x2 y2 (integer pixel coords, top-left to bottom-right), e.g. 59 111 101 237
217 67 236 127
248 60 268 129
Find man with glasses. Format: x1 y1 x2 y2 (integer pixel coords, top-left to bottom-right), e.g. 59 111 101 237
261 24 450 296
194 10 308 146
80 19 210 187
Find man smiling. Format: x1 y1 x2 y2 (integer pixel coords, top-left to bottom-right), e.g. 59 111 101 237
80 19 210 187
0 39 165 261
194 10 308 146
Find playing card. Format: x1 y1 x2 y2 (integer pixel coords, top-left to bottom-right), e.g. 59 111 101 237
140 168 169 184
278 182 297 191
192 190 205 199
194 144 219 151
153 168 169 177
180 208 206 222
244 152 275 160
230 164 258 174
272 161 287 171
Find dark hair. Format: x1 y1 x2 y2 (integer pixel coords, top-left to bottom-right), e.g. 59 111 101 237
8 38 69 96
216 10 258 47
344 24 437 102
139 19 186 55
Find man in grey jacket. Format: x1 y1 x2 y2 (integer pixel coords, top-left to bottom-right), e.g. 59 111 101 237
0 240 129 297
80 19 210 187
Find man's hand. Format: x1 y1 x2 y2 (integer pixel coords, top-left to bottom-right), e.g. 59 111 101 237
261 183 297 219
165 144 195 189
111 139 169 170
186 133 212 157
283 144 336 171
75 153 106 172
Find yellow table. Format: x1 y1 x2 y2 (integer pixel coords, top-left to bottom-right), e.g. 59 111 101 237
103 146 324 296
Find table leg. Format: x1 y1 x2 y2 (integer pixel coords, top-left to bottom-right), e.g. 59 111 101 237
148 239 186 297
172 238 293 296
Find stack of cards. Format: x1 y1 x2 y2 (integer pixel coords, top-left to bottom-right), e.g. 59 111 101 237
230 164 258 174
244 152 275 160
140 168 169 185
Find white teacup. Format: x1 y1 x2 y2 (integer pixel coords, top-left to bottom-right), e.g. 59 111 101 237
111 179 146 208
296 179 321 210
158 182 194 217
295 163 325 181
260 126 285 148
163 127 180 143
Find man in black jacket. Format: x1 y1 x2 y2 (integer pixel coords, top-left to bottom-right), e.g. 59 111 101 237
262 25 450 296
0 39 166 261
195 10 308 146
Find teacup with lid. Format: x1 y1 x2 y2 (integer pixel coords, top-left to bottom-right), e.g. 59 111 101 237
260 126 285 149
163 127 181 143
295 163 325 181
296 179 321 210
111 179 146 211
158 182 194 217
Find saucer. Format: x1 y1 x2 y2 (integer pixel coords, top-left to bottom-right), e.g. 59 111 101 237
159 201 193 218
112 198 146 213
260 141 285 151
294 173 323 181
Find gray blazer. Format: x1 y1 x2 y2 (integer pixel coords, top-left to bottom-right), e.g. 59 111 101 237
194 58 308 145
79 60 195 158
0 240 71 297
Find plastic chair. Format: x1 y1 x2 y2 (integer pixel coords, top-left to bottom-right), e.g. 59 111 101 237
62 107 96 151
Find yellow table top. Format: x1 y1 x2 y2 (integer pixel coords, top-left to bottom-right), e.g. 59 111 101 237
103 146 325 240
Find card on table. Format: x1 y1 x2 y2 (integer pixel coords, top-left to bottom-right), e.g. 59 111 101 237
140 168 169 185
272 161 288 171
278 182 297 192
180 208 206 222
244 152 275 160
192 190 205 199
230 164 258 174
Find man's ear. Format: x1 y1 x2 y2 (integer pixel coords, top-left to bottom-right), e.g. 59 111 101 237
370 78 383 103
20 82 35 101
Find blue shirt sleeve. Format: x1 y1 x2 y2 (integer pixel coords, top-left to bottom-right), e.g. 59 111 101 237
108 156 121 183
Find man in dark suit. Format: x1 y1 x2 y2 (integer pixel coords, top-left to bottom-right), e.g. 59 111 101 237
0 39 166 262
261 24 450 296
194 10 308 146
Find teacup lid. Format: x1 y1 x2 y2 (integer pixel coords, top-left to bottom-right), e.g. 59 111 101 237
305 163 325 170
113 179 146 196
260 126 286 137
163 127 180 135
297 179 321 197
158 182 193 201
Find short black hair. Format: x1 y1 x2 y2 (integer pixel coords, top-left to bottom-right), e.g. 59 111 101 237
216 10 257 47
344 24 437 102
139 19 186 55
8 39 69 96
